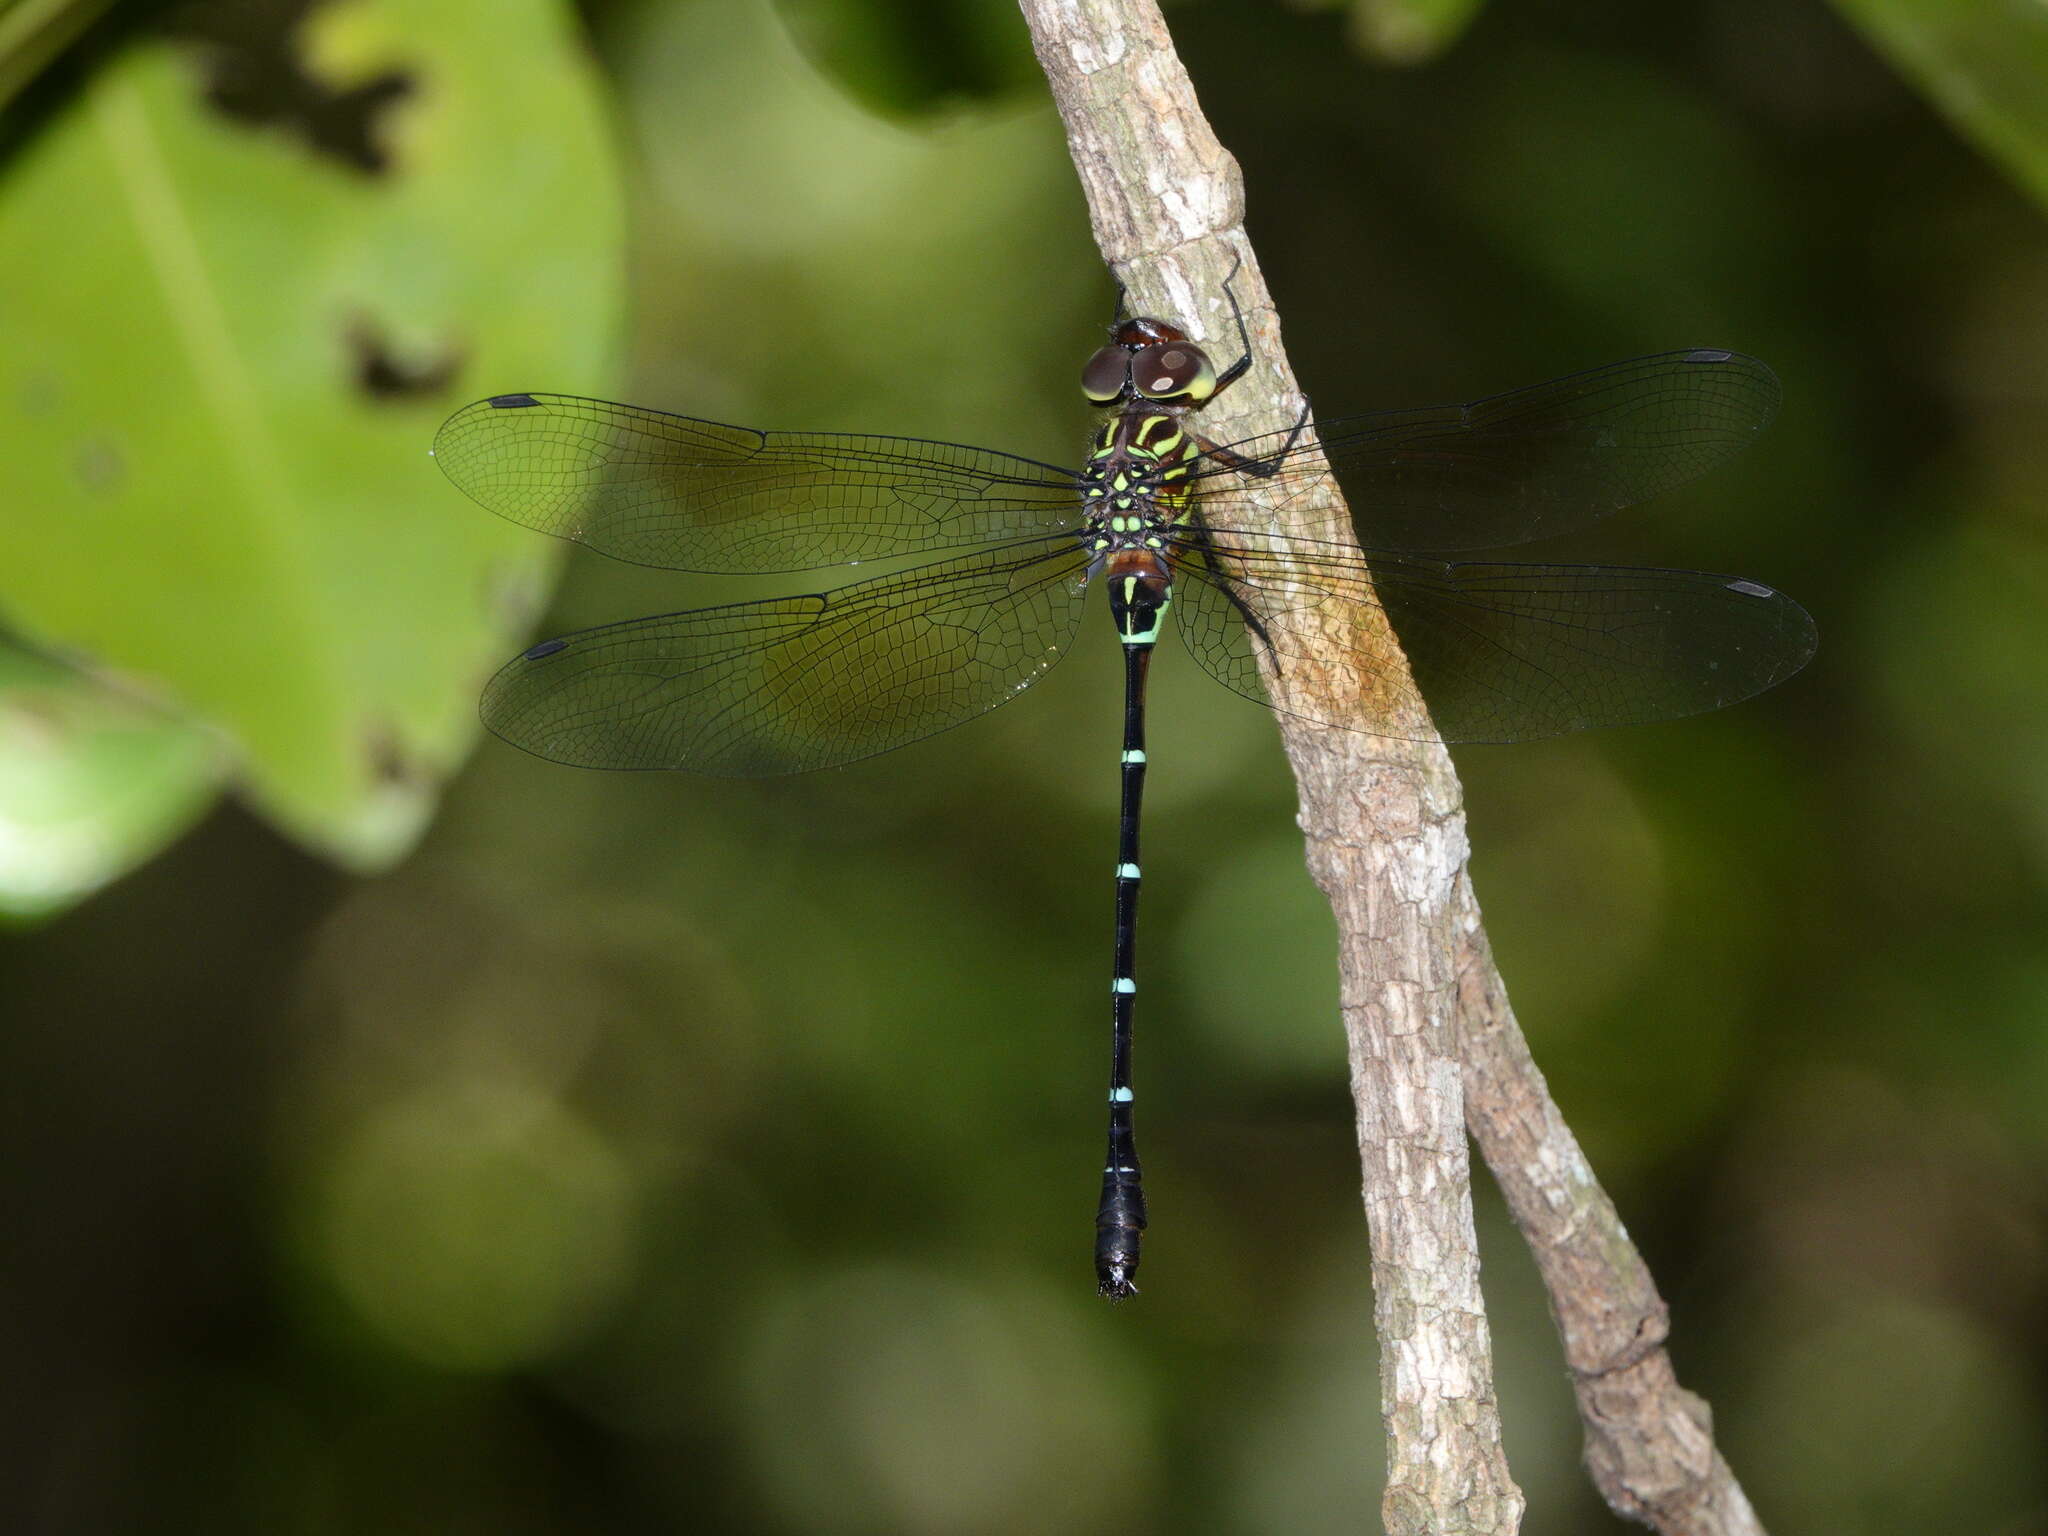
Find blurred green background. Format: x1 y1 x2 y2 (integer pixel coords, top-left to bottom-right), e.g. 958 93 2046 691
4 0 2046 1531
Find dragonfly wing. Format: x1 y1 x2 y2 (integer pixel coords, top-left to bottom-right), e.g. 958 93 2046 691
1171 531 1815 743
1192 350 1780 553
435 393 1082 572
1172 543 1430 733
482 537 1092 775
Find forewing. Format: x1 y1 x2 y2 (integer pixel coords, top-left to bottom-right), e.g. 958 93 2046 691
435 393 1082 572
1171 530 1816 743
482 538 1092 774
1192 350 1780 553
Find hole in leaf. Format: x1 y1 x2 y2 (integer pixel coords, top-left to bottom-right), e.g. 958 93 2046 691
167 0 416 176
346 315 462 401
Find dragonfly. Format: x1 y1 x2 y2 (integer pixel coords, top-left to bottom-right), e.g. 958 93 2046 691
433 275 1815 1299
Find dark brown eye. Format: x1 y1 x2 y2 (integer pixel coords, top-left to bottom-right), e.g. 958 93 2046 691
1081 346 1131 403
1131 342 1217 401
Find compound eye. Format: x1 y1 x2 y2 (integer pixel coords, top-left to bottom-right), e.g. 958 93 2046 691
1081 346 1132 403
1131 341 1217 401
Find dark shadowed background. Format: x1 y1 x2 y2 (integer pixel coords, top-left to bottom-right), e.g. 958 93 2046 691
3 0 2046 1531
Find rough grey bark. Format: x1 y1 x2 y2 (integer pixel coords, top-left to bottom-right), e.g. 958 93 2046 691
1014 3 1766 1534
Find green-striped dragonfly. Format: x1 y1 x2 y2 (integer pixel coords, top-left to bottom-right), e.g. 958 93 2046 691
433 284 1814 1298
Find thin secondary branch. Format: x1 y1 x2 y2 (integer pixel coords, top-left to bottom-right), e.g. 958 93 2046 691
1017 3 1519 1531
1016 3 1765 1534
1454 899 1764 1535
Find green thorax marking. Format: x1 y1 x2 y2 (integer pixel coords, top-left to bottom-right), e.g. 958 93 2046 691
1082 410 1203 550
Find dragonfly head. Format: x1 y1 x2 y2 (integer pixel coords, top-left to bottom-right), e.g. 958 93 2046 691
1082 317 1220 407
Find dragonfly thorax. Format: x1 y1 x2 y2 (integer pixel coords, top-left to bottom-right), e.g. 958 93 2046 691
1080 409 1201 563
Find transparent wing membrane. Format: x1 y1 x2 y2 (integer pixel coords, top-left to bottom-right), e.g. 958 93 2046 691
446 346 1808 773
1192 350 1780 553
436 393 1082 573
1171 526 1814 742
481 538 1090 774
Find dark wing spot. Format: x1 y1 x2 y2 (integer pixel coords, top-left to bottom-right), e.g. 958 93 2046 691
523 637 571 659
489 394 542 409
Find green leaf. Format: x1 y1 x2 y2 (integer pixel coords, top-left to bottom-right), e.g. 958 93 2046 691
1827 0 2048 212
1348 0 1488 66
0 643 220 920
0 0 624 868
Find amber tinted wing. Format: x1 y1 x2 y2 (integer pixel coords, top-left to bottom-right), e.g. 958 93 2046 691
436 393 1082 573
481 537 1092 775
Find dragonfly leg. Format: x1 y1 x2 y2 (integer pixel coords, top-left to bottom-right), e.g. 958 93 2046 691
1211 250 1255 396
1180 520 1280 662
1203 252 1315 471
1192 398 1314 478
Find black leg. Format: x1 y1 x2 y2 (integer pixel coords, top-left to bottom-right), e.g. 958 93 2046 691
1191 398 1314 478
1194 251 1312 473
1210 250 1254 397
1177 520 1279 663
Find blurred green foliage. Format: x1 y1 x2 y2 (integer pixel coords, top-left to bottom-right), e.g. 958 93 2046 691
1342 0 1488 65
0 0 622 872
1830 0 2048 212
0 639 217 914
769 0 1041 118
0 0 119 111
4 1 2048 1534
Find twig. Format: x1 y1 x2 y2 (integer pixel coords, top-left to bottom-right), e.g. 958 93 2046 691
1015 2 1767 1533
1017 3 1519 1530
1454 898 1764 1534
